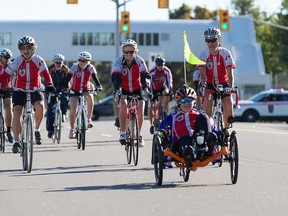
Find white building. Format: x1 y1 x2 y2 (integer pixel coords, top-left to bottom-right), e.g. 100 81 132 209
0 15 270 99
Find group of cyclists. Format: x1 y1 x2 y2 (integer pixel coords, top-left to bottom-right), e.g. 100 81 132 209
0 35 102 153
0 26 236 167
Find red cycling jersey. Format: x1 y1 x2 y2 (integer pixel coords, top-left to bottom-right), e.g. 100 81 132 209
172 110 199 144
68 64 97 91
0 64 11 89
149 66 173 92
197 47 236 85
2 55 52 90
111 55 148 93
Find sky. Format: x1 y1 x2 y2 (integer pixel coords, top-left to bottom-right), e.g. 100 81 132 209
0 0 283 21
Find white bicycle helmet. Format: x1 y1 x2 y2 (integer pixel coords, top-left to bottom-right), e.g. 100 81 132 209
204 27 221 39
121 39 137 49
17 36 36 48
53 54 65 61
78 51 92 61
0 48 12 58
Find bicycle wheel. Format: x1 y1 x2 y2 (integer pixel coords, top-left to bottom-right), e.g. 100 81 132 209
126 127 132 164
52 109 58 144
80 110 86 150
229 131 239 184
152 134 163 185
180 167 190 182
22 114 33 173
55 109 62 144
0 114 5 153
76 113 81 149
131 113 139 166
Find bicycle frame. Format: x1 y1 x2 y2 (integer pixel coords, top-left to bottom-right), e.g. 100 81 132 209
0 94 6 152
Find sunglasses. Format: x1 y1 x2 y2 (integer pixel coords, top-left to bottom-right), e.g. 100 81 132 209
205 38 218 43
78 59 87 63
19 45 33 50
3 56 10 60
179 97 194 104
123 50 135 55
54 61 62 64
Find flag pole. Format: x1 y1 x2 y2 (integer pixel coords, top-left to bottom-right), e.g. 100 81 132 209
183 31 187 84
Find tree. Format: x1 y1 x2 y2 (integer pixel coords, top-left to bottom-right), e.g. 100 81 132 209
169 3 192 19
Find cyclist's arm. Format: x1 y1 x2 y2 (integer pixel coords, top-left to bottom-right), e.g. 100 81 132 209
64 74 72 87
165 68 173 92
226 67 234 88
91 73 101 88
41 69 53 86
111 73 122 91
140 71 151 90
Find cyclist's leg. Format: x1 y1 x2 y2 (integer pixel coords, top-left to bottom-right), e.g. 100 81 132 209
3 94 14 142
46 97 56 134
69 96 78 129
12 92 25 142
137 100 144 132
84 92 94 127
60 94 69 117
222 95 233 128
162 89 170 113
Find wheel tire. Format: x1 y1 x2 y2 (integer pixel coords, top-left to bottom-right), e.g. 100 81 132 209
229 131 239 184
56 110 62 144
126 128 132 164
153 134 163 186
132 113 139 166
243 110 259 122
81 111 86 150
23 114 33 173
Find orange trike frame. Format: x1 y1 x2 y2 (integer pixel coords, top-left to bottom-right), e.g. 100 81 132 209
164 146 228 172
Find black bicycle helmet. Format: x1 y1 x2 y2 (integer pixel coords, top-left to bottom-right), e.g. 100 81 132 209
155 56 166 66
175 84 197 103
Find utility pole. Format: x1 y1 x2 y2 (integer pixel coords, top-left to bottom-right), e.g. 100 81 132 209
111 0 132 59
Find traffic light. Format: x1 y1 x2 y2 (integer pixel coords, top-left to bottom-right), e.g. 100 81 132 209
158 0 169 8
120 11 130 34
219 9 230 32
67 0 78 4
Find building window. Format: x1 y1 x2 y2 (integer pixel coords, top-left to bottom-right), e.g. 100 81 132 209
79 33 85 45
72 33 78 45
161 33 169 41
87 33 93 45
153 33 159 45
138 33 144 46
0 32 11 45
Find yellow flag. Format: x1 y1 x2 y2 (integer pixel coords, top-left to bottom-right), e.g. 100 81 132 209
183 31 206 65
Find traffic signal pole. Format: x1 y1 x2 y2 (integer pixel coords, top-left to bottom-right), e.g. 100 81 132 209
111 0 132 59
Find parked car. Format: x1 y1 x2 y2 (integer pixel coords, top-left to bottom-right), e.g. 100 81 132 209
234 89 288 122
92 95 114 120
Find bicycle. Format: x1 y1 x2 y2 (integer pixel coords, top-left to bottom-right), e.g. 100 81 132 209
204 85 239 167
47 91 64 144
119 94 141 166
0 93 7 153
14 87 44 173
150 92 172 134
70 89 96 150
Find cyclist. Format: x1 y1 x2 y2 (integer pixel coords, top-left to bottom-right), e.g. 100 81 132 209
111 39 150 147
198 27 236 128
0 36 55 153
46 54 69 138
148 56 173 134
160 84 217 166
65 51 102 139
0 48 14 143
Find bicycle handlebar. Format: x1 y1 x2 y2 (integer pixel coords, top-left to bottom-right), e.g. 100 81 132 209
201 86 239 105
13 87 46 93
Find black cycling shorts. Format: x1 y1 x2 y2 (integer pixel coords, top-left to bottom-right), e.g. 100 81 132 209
206 83 231 98
0 90 12 100
122 89 144 101
13 91 43 107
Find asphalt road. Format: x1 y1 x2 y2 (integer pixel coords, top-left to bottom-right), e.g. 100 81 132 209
1 118 288 216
